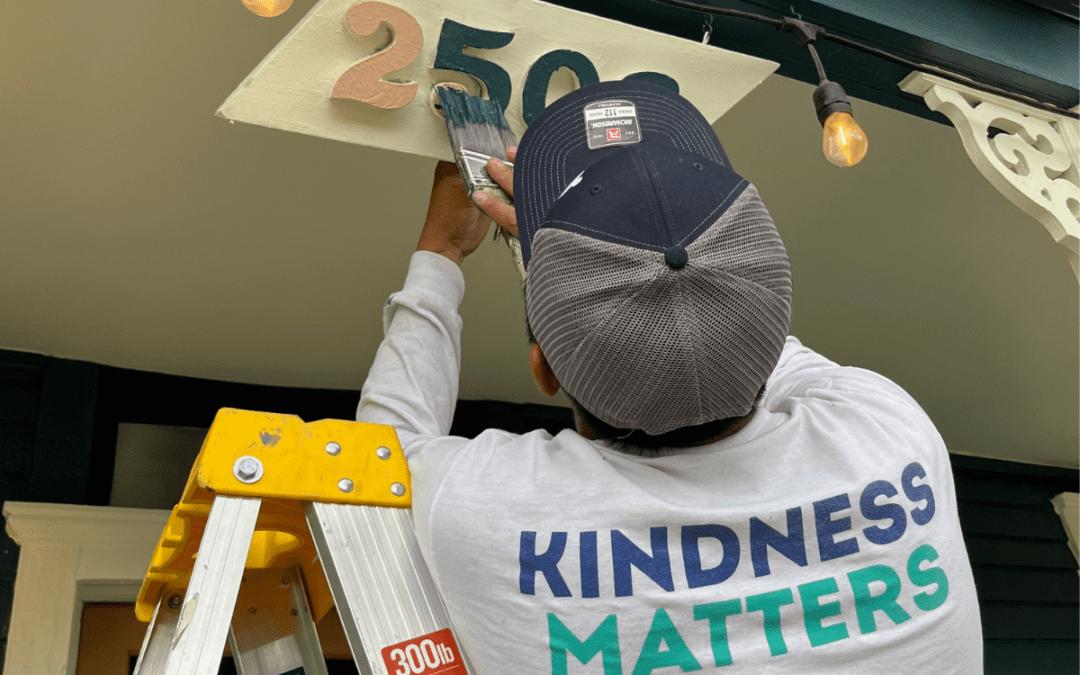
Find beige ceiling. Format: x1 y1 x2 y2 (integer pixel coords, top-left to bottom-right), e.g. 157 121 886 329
1 1 1076 468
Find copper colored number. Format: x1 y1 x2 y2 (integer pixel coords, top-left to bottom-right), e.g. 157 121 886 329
332 2 423 109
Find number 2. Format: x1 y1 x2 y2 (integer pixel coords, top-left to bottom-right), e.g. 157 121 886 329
332 2 424 109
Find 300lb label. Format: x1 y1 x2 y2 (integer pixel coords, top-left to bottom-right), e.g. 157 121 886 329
381 628 466 675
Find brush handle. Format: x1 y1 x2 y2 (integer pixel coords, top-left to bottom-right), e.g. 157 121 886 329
470 185 526 283
501 231 526 283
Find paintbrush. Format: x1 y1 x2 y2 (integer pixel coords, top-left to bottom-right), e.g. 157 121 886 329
435 84 525 282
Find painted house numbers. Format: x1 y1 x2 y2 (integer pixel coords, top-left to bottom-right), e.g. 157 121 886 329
217 0 777 161
332 3 677 125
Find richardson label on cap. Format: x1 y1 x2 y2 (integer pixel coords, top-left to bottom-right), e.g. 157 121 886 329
583 100 642 150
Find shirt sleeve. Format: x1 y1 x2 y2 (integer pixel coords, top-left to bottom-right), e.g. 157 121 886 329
766 336 935 437
356 251 466 438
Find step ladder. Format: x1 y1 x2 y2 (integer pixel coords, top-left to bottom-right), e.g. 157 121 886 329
132 407 473 675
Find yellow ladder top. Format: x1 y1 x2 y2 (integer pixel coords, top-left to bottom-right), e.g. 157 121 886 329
135 408 411 622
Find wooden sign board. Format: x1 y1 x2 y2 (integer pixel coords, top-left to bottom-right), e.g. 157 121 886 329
217 0 778 161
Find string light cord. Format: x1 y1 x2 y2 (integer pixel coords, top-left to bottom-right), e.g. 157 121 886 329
648 0 1079 120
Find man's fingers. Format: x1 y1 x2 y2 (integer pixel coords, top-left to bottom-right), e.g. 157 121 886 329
486 155 514 200
505 146 517 164
474 191 518 238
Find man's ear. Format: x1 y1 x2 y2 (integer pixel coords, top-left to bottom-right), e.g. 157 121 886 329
530 343 561 397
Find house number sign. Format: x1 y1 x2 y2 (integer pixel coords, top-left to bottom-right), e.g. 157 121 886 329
330 2 679 125
216 0 778 161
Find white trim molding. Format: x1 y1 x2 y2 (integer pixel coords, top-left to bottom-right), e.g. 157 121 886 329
1051 492 1080 572
900 72 1080 282
3 501 169 675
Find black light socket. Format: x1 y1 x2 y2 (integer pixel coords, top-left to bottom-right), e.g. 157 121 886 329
813 81 852 126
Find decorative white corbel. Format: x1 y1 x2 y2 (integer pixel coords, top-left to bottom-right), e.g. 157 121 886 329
900 72 1080 282
1051 492 1079 573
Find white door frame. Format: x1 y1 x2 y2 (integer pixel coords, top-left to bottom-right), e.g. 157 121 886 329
3 501 169 675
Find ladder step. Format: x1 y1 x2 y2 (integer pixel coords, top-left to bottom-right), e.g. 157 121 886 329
229 566 330 675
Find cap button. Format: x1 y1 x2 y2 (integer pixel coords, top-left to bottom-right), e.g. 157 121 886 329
664 245 688 270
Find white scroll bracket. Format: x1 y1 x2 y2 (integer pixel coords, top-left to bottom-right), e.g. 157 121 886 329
900 72 1080 282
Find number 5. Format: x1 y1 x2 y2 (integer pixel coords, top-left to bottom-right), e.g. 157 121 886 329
434 19 514 112
332 2 423 109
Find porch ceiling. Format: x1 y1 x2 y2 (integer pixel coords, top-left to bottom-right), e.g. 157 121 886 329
0 1 1075 467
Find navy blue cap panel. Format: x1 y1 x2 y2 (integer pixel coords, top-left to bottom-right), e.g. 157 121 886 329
515 80 734 268
540 145 747 254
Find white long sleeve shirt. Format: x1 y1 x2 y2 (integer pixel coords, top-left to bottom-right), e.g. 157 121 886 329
358 251 983 674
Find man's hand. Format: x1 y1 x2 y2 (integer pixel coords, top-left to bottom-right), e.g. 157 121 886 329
476 147 518 238
416 161 493 266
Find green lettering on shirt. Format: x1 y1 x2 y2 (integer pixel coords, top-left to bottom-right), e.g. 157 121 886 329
798 577 850 647
745 588 795 656
549 612 623 675
631 608 702 675
908 544 949 611
848 564 912 634
693 599 741 666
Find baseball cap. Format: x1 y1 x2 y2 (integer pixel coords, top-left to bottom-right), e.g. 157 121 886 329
516 80 792 436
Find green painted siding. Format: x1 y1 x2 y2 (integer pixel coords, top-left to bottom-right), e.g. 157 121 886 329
811 0 1077 88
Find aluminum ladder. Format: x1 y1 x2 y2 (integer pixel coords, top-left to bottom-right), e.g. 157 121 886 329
132 407 472 675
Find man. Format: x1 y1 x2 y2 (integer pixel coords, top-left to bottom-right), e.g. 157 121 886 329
358 81 982 673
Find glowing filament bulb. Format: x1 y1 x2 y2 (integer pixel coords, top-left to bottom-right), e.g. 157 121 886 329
822 111 868 167
242 0 293 18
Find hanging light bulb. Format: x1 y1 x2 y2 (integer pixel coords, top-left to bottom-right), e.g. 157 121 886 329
777 19 869 167
242 0 293 18
813 80 868 167
821 111 868 167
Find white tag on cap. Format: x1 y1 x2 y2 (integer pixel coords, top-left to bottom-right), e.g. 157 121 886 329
583 100 642 150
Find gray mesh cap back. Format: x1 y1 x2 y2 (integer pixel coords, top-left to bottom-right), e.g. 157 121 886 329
517 81 792 436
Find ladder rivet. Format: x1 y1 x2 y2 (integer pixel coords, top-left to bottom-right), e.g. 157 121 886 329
248 607 256 614
338 478 354 493
390 482 406 497
167 594 182 609
376 446 391 460
325 441 342 456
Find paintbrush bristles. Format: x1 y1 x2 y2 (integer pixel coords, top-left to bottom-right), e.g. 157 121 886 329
436 85 517 202
438 86 511 130
436 84 526 283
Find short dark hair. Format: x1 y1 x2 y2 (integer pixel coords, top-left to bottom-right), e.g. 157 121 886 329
527 317 764 456
566 386 765 456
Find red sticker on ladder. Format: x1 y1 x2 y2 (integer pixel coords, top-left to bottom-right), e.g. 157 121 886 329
381 628 466 675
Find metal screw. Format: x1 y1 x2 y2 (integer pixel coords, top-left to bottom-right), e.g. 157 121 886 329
237 459 258 478
390 482 406 497
291 609 298 616
168 594 182 609
338 478 354 493
376 446 391 460
248 607 256 614
232 456 264 483
325 441 341 456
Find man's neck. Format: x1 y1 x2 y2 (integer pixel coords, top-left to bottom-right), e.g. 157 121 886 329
575 408 757 446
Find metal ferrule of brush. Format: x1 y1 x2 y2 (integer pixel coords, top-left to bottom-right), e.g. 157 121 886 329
458 149 513 194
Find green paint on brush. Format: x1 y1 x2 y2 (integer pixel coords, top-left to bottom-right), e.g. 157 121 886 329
436 86 512 130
